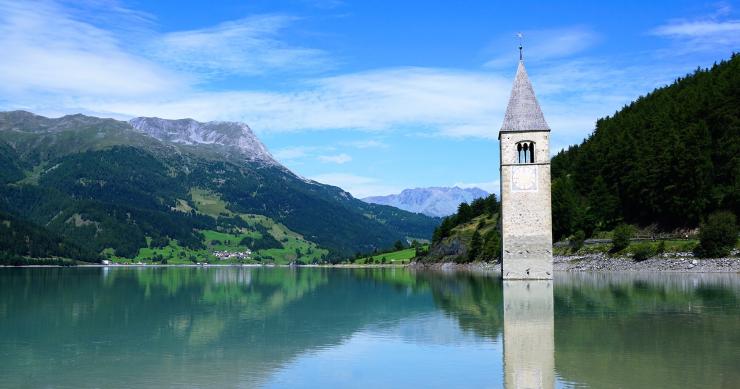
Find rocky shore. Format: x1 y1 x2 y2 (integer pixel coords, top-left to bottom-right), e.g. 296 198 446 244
408 261 501 274
554 253 740 272
411 253 740 273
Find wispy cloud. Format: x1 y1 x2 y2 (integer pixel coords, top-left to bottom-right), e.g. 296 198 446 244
308 173 402 198
88 67 512 139
649 5 740 54
485 27 600 68
274 145 352 165
340 139 389 149
272 145 328 161
0 0 184 101
150 14 331 77
318 153 352 164
652 20 740 36
0 1 513 138
28 56 667 145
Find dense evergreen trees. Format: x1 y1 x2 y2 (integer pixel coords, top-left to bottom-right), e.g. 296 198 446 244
0 142 24 185
0 211 98 262
551 54 740 240
239 224 283 251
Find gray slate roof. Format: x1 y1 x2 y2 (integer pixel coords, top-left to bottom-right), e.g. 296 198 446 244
500 61 550 132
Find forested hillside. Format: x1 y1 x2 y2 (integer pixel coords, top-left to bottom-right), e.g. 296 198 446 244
551 53 740 240
423 194 501 263
0 112 439 263
0 210 96 264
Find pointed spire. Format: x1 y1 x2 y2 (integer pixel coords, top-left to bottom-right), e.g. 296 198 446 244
500 59 549 133
517 32 523 61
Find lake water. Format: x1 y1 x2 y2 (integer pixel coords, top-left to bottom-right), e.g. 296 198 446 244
1 267 738 388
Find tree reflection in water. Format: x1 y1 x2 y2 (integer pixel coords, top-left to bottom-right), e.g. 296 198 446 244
0 268 738 388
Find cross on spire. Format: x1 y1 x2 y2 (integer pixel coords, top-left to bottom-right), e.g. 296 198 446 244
516 32 524 61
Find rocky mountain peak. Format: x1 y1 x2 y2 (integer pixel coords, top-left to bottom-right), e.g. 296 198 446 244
129 117 276 164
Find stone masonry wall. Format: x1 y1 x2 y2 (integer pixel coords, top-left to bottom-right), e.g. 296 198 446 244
500 131 553 279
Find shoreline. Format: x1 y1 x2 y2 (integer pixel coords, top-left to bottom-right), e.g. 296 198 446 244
0 263 410 269
410 254 740 273
3 253 739 273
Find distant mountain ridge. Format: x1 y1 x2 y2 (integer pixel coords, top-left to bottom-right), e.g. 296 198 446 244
363 187 489 217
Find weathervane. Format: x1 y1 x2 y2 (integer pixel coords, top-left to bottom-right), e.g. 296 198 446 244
517 32 524 60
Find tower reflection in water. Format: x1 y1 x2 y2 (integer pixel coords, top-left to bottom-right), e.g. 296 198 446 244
503 281 554 389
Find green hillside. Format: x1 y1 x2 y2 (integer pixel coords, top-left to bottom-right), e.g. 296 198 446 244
0 210 96 265
551 53 740 240
354 246 421 265
421 194 501 263
0 111 439 263
123 190 329 265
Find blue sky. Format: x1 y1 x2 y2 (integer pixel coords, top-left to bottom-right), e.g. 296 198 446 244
1 0 738 197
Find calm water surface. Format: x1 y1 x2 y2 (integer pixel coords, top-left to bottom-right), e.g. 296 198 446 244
1 267 738 388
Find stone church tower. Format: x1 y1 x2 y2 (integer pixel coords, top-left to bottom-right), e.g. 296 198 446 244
499 53 553 280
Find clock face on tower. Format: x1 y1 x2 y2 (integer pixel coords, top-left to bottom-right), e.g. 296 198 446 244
511 165 538 192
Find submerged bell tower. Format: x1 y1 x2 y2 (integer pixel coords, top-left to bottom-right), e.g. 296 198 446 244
499 42 553 280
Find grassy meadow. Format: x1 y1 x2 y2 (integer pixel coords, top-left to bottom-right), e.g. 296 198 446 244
355 246 425 265
105 188 328 265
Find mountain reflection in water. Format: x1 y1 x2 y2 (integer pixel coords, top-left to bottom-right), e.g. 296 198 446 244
0 267 737 388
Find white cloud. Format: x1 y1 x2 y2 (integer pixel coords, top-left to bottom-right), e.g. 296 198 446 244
651 20 740 37
485 27 600 68
274 146 354 167
27 56 667 146
649 6 740 54
150 14 330 77
341 139 389 149
86 67 512 139
0 0 185 100
308 173 403 198
318 153 352 164
273 146 320 160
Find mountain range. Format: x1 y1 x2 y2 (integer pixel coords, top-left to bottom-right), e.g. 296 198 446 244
0 111 439 263
363 187 489 217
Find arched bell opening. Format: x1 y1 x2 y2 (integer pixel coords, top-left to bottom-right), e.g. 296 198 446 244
516 141 535 164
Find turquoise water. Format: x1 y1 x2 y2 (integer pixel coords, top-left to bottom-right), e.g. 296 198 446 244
0 267 738 388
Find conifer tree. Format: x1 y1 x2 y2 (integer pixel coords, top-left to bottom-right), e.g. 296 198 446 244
468 230 482 262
